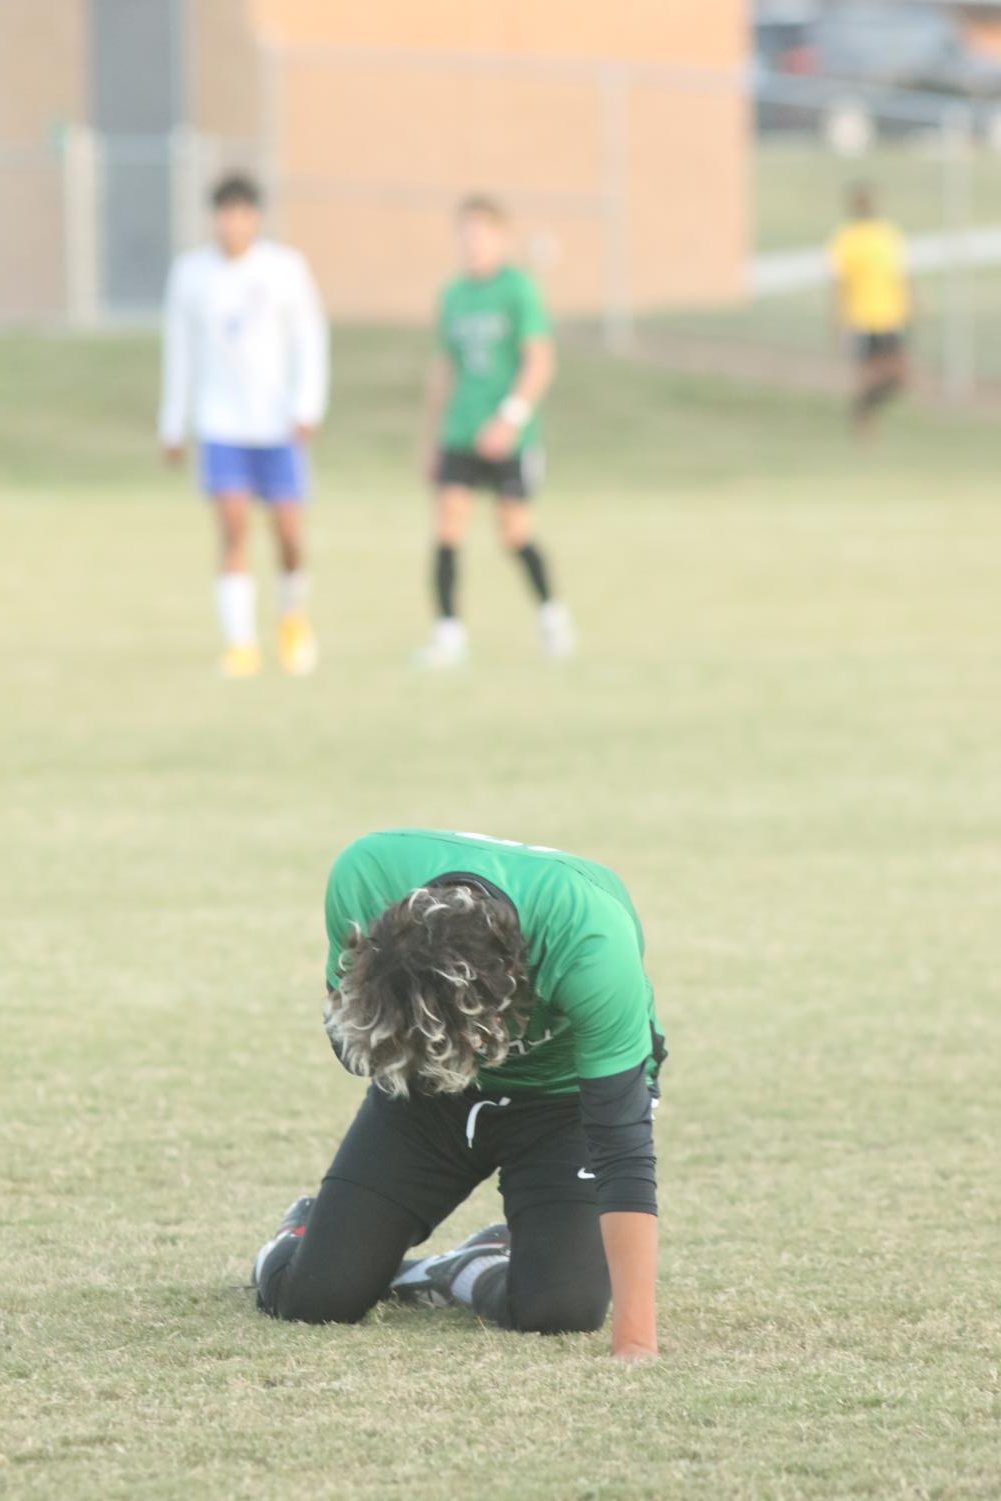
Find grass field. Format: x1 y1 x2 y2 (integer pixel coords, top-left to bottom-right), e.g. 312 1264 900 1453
755 140 1001 252
2 331 1000 1500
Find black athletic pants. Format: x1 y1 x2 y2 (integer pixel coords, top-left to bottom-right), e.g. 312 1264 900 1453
257 1084 611 1334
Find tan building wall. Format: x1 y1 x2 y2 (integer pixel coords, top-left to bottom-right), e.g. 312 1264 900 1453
0 0 85 142
251 0 744 67
0 0 85 317
0 0 747 322
248 0 748 321
189 0 262 139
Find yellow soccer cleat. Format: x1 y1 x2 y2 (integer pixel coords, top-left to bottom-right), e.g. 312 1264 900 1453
220 644 263 679
278 613 318 677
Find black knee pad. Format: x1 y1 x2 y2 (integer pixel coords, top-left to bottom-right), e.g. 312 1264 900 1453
514 1284 610 1336
257 1237 378 1325
276 1287 374 1325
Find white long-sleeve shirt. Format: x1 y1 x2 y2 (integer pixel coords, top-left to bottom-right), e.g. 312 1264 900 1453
158 240 329 447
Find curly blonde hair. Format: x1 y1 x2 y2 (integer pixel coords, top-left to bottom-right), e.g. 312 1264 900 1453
322 884 529 1098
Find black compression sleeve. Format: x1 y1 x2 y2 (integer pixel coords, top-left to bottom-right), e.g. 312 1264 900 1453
578 1063 658 1216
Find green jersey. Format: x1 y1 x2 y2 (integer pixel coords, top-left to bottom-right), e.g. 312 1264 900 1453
324 830 664 1096
437 267 550 452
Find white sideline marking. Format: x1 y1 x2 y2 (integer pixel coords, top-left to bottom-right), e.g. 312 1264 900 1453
752 224 1001 298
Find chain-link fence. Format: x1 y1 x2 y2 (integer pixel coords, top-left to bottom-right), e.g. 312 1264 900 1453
257 46 748 337
0 129 262 326
639 72 995 405
2 52 1000 406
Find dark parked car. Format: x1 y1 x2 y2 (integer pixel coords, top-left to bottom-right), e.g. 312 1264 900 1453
756 2 1001 137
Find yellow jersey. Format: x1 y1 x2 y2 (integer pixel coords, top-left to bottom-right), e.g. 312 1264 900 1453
829 219 910 332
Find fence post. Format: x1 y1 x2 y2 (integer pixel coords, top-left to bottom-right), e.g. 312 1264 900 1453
259 44 286 239
170 124 205 255
941 103 975 404
600 62 632 352
62 125 101 327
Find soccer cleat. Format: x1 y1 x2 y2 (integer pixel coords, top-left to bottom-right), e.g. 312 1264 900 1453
415 617 469 670
278 614 319 677
251 1194 314 1289
390 1222 510 1307
220 644 262 678
540 601 576 660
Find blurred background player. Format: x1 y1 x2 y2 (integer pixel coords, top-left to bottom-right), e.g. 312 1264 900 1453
419 196 574 667
829 183 912 440
158 174 329 677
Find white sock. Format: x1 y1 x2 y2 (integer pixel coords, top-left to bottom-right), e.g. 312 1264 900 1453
433 617 467 642
215 572 257 647
450 1253 508 1308
278 569 308 619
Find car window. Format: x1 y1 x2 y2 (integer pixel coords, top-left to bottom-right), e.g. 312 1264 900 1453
817 5 958 74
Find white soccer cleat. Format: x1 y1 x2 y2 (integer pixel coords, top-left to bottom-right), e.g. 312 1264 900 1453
416 617 469 669
540 601 576 660
390 1223 511 1307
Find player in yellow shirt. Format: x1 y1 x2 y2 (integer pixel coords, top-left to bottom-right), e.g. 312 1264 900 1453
829 185 913 437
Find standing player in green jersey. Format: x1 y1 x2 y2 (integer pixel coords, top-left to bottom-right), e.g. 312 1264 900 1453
418 196 575 667
252 830 665 1362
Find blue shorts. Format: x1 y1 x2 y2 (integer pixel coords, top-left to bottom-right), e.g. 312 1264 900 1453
199 442 308 503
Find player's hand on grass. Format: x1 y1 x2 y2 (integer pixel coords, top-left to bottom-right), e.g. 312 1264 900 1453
162 443 185 466
475 417 518 461
612 1339 659 1363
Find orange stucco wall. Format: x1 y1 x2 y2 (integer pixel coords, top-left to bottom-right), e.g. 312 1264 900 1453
251 0 744 68
0 0 747 322
249 0 748 320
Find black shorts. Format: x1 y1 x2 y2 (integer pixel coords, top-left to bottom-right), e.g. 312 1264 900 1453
436 446 544 501
328 1082 597 1241
855 329 906 361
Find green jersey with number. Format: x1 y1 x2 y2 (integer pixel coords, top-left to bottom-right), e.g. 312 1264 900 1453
324 829 664 1096
437 267 550 452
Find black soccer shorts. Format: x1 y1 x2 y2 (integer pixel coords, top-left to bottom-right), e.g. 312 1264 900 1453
435 446 544 500
855 329 906 361
329 1081 601 1235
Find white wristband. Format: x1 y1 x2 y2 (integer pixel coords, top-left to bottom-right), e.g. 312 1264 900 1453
499 395 532 428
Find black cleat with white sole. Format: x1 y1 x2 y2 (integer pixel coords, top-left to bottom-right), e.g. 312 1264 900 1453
251 1194 315 1290
390 1222 510 1308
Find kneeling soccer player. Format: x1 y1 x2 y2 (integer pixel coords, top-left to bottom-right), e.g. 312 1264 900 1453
252 829 665 1361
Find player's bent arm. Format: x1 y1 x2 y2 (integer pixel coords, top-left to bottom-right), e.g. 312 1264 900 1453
578 1064 659 1360
159 258 193 453
288 254 329 435
476 337 555 458
498 336 555 431
511 334 556 407
422 354 453 476
830 278 847 341
600 1211 659 1360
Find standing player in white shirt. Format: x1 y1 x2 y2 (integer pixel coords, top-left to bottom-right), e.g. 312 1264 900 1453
159 175 329 678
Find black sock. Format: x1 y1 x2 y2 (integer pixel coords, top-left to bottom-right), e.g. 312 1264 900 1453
855 375 900 419
515 543 552 605
434 544 458 618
